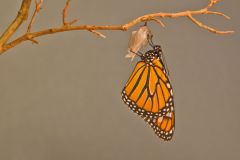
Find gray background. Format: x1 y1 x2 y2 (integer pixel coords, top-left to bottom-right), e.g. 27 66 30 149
0 0 239 160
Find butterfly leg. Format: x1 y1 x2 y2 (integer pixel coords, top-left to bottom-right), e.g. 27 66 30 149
147 34 155 48
129 49 143 57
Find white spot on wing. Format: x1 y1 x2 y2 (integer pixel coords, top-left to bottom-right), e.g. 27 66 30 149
166 83 171 88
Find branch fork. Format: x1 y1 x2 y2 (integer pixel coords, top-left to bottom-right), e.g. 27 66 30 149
27 0 43 32
62 0 78 26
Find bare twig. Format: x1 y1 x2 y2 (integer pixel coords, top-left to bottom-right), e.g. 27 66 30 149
0 0 234 54
206 11 230 19
206 0 219 10
27 37 39 44
187 14 233 35
150 18 165 27
63 0 78 26
88 30 106 38
27 0 43 32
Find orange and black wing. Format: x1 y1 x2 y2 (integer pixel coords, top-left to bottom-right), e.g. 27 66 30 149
146 110 175 141
122 58 174 119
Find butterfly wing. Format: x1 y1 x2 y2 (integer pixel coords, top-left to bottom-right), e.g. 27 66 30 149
146 110 175 141
122 58 174 119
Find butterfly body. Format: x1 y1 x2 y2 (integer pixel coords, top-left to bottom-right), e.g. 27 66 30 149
140 50 161 65
122 45 175 141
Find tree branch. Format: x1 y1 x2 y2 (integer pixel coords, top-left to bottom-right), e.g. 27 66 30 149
0 0 32 47
27 0 43 32
187 14 232 35
0 0 234 55
62 0 78 26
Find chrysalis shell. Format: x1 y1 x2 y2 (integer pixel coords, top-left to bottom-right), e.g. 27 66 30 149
126 26 152 60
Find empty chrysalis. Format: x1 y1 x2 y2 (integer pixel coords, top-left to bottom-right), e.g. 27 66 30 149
126 25 152 60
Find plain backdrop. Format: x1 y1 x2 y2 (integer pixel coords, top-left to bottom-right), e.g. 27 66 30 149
0 0 239 160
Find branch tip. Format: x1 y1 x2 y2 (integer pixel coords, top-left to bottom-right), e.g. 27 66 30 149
206 11 230 19
88 30 106 38
188 14 233 35
28 38 39 44
207 0 220 9
150 18 165 27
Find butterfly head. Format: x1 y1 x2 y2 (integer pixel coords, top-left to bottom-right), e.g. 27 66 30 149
153 45 162 53
141 50 160 65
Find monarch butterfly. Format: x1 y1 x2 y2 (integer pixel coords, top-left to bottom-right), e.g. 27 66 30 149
122 44 175 141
